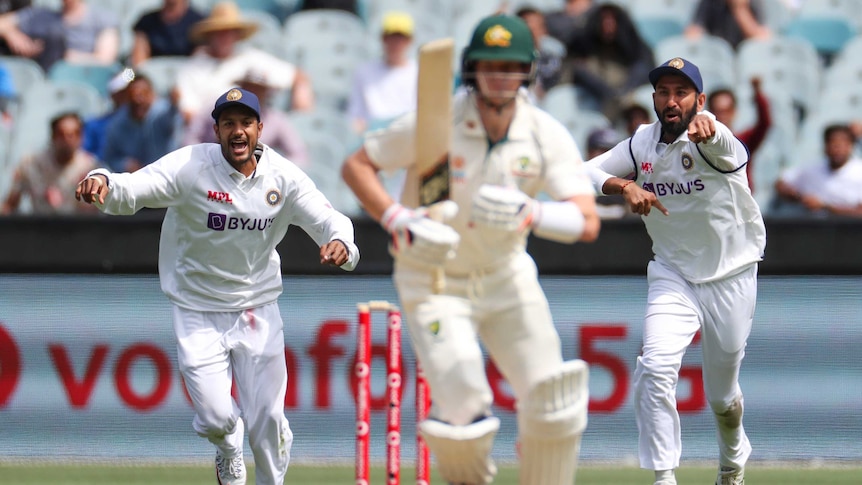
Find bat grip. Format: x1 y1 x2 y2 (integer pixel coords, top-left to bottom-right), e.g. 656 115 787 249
426 205 447 294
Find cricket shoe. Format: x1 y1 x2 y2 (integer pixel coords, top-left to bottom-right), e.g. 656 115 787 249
215 451 246 485
715 465 744 485
653 479 677 485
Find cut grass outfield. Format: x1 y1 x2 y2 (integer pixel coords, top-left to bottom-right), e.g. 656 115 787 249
1 463 861 484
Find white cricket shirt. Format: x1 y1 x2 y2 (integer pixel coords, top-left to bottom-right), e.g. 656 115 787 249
365 92 594 274
93 143 359 311
587 113 766 283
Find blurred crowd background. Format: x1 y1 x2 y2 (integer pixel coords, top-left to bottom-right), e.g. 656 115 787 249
2 0 862 219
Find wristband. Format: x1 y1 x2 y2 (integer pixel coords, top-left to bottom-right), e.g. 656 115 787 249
531 201 585 244
620 180 635 194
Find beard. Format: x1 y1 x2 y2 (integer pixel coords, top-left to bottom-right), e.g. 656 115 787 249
657 104 697 140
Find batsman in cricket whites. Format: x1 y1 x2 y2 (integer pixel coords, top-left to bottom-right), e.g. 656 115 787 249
342 14 600 485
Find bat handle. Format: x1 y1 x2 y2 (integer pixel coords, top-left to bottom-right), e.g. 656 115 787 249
432 267 445 294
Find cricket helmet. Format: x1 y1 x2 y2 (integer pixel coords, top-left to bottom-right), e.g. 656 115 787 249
461 14 537 88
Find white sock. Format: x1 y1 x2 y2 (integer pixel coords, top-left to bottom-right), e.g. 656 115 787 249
655 469 675 482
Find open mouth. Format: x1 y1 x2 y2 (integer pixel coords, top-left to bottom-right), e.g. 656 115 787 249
664 110 681 123
230 139 249 157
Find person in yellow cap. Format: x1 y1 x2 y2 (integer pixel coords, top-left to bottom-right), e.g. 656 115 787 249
175 1 314 123
346 11 417 135
342 14 600 485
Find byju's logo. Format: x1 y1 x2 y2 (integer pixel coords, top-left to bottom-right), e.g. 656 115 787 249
208 212 227 231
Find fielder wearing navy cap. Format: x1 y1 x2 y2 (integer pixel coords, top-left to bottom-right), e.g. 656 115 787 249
649 57 703 94
211 87 261 121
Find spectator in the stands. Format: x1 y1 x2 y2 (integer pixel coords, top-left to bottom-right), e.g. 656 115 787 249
0 0 65 71
544 0 592 58
585 126 633 219
129 0 205 67
619 99 651 136
685 0 771 50
570 2 654 120
346 11 417 135
184 67 309 167
707 76 771 193
0 0 119 69
517 5 565 101
102 73 182 173
2 111 100 215
773 124 862 217
298 0 360 16
83 66 134 159
175 1 314 123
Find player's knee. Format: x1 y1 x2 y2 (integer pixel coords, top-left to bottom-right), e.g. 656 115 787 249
195 409 237 439
711 396 743 428
634 357 677 395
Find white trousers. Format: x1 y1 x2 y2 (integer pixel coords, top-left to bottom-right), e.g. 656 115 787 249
173 302 293 485
394 252 563 426
634 259 756 471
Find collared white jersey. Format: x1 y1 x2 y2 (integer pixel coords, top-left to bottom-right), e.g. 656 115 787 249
94 143 359 311
365 92 593 274
586 114 765 283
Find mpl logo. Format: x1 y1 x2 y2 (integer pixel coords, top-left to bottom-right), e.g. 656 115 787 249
207 190 234 204
208 213 227 231
641 161 653 174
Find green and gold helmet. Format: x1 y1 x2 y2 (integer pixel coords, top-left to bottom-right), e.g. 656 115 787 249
461 14 537 88
464 15 536 63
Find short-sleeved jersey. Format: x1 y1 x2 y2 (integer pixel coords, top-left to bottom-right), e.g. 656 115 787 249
95 143 359 311
587 114 765 283
364 92 593 274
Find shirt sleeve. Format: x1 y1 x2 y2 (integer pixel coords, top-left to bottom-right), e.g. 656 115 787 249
539 117 594 200
584 139 637 194
362 111 416 172
286 167 360 271
93 147 193 215
695 110 749 172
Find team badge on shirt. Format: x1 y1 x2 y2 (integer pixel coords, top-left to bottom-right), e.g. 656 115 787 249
266 189 282 206
681 153 694 170
510 156 540 178
428 320 440 336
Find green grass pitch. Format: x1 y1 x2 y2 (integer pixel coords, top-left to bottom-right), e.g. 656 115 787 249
1 463 861 484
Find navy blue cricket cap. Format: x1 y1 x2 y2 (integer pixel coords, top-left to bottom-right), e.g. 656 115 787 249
211 87 261 121
648 57 703 93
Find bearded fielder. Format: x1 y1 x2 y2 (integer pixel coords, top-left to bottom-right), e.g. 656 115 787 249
342 14 600 485
585 58 765 485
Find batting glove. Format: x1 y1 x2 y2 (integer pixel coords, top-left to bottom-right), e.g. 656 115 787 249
471 184 536 232
381 203 460 267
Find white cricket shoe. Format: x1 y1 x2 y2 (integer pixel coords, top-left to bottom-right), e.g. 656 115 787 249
715 465 744 485
215 451 246 485
654 479 677 485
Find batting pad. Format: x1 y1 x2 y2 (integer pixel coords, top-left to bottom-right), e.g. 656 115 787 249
518 359 589 485
418 416 500 484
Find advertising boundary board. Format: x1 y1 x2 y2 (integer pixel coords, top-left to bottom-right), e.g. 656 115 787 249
0 274 859 464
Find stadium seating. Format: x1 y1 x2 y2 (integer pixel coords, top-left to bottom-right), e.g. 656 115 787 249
48 61 124 98
782 16 857 62
736 36 821 119
135 56 187 96
653 34 737 92
0 56 46 96
633 16 685 50
8 81 107 169
539 83 580 125
628 0 698 26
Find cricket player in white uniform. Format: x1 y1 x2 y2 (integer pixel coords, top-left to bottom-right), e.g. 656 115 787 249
585 58 766 485
75 88 359 485
343 14 600 485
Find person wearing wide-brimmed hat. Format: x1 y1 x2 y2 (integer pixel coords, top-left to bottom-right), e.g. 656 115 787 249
175 1 314 122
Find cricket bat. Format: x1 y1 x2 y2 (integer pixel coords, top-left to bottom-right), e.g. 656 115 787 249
402 37 455 293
